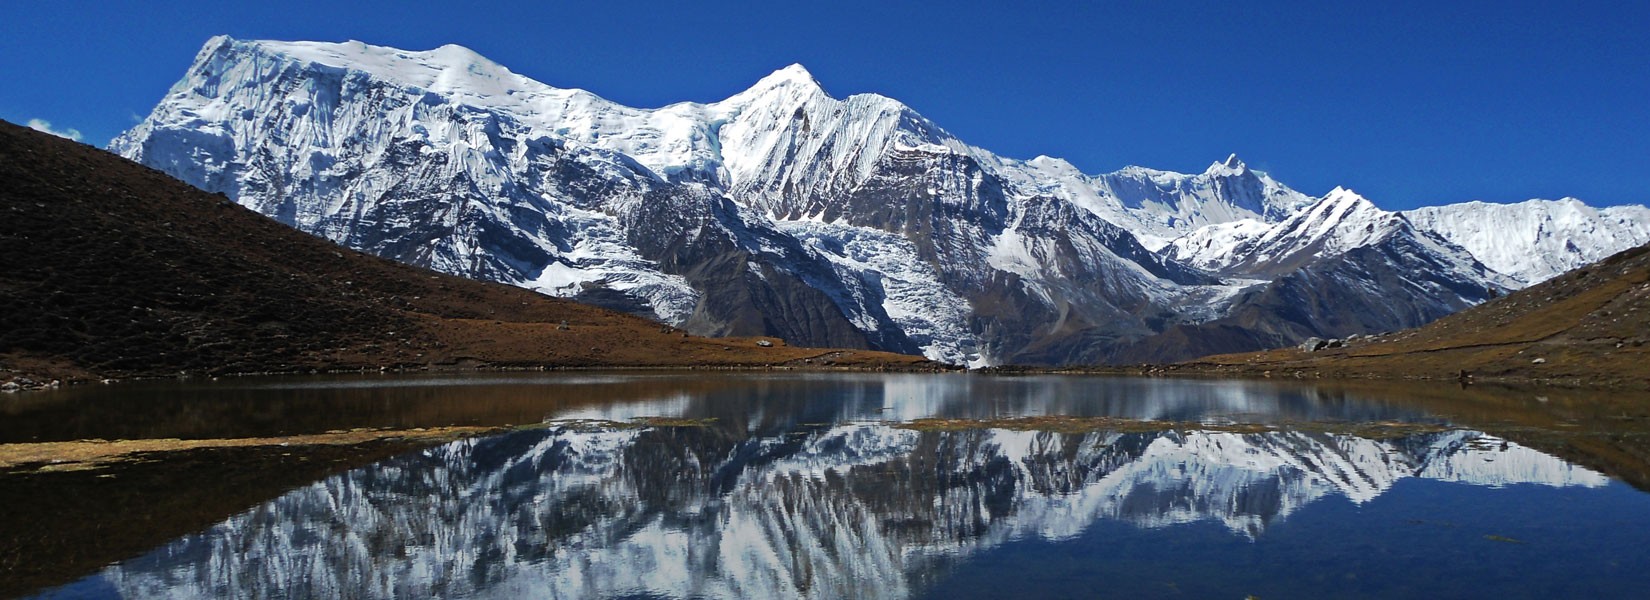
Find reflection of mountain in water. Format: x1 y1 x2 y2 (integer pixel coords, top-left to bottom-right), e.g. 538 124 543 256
102 424 1604 599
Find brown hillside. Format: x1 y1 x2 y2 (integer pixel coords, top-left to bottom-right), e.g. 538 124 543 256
1180 242 1650 388
0 120 938 384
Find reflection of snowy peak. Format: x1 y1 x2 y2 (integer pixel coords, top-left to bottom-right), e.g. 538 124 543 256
113 37 1647 365
100 424 1603 599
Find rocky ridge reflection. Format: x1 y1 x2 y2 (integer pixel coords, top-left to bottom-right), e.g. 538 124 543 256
100 420 1602 599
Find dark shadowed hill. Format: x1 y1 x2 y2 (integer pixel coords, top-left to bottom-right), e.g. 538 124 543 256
1179 242 1650 388
0 121 936 384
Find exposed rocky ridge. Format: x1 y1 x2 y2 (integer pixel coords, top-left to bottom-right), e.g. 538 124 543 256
1178 242 1650 388
1165 188 1510 284
0 120 936 384
1131 193 1519 363
110 37 1648 365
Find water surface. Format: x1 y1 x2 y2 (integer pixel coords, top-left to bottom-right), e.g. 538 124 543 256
11 373 1650 599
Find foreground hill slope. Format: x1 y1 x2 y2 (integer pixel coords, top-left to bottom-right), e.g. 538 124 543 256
0 121 934 384
1182 243 1650 388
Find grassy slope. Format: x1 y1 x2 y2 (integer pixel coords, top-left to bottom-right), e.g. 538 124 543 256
0 120 939 383
1180 242 1650 388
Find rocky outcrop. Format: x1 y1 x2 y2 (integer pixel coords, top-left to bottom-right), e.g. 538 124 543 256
113 37 1636 366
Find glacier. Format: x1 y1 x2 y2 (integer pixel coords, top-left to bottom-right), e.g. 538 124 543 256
1405 198 1650 286
111 36 1650 365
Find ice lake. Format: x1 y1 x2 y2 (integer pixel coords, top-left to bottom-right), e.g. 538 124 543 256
7 373 1650 599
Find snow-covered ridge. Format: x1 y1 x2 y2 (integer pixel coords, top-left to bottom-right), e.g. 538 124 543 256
111 36 1649 365
117 37 1315 237
1165 187 1519 290
111 36 1317 364
1164 186 1397 273
1406 198 1650 286
997 152 1317 250
1166 189 1647 291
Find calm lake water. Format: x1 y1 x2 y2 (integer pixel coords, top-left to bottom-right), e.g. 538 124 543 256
10 373 1650 599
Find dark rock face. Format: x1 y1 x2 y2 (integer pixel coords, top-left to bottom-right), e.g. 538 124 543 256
622 187 895 351
1239 242 1497 339
108 38 1524 366
1108 232 1506 363
0 121 684 380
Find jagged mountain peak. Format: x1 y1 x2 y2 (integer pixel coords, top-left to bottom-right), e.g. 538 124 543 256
1026 154 1083 175
1258 187 1398 250
720 63 833 110
1109 158 1247 182
1166 186 1454 278
1322 186 1366 202
753 63 823 90
115 36 1626 366
1312 187 1382 217
1294 187 1393 230
1204 153 1249 176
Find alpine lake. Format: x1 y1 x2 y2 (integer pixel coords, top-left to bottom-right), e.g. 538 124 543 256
4 372 1649 599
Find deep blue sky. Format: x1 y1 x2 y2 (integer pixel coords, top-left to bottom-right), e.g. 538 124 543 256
4 1 1646 210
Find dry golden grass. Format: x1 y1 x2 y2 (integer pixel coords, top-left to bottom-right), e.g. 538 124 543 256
0 427 501 471
1176 244 1650 389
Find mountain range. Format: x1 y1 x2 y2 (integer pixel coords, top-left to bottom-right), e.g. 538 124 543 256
0 119 930 384
111 37 1650 366
1180 237 1650 388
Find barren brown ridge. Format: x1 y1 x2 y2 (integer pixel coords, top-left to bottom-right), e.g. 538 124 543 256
0 120 942 385
1176 241 1650 388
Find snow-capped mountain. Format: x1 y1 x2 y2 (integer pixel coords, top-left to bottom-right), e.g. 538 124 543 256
89 423 1602 599
1405 199 1650 286
1004 153 1317 250
111 37 1647 365
1131 188 1520 359
1164 187 1485 277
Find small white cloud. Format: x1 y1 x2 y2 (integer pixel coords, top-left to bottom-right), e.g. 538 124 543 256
26 118 84 142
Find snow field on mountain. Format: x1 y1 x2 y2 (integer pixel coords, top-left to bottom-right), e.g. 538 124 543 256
1406 199 1650 286
517 208 701 325
781 220 978 364
113 36 1649 364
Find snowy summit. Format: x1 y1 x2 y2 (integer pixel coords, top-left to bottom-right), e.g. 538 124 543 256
111 37 1650 366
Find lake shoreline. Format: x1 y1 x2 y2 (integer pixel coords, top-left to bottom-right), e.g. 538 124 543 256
17 340 1650 394
979 358 1650 391
0 353 964 393
5 372 1648 599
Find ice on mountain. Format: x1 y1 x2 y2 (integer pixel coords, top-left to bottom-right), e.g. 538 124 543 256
111 36 1647 366
1406 198 1650 287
